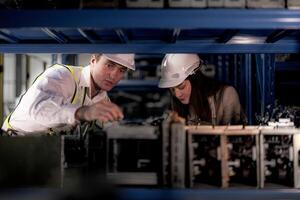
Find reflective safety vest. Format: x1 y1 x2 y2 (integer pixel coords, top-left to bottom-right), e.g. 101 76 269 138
4 64 87 134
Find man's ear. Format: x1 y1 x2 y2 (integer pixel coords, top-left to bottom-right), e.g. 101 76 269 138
90 54 98 65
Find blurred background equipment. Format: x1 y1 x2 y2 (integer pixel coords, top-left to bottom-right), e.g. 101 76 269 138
0 135 64 188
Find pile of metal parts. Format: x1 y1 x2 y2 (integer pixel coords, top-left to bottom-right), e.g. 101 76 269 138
256 103 300 128
1 115 300 189
104 118 300 189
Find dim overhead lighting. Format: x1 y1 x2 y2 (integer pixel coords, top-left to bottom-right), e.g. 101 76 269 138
228 36 265 44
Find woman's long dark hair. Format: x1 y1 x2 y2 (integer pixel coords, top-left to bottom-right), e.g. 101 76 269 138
171 69 225 123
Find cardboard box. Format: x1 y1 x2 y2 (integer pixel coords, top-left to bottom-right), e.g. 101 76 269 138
247 0 264 8
224 0 246 8
149 0 164 7
81 0 119 8
264 0 285 8
247 0 285 8
126 0 148 7
208 0 224 7
168 0 191 7
127 0 163 8
191 0 207 7
287 0 300 9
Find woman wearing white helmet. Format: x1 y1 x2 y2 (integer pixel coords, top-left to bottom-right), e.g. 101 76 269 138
159 54 245 125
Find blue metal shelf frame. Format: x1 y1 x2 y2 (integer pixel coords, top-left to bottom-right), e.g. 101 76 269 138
244 54 253 124
0 43 300 53
0 9 298 125
1 9 300 29
118 188 300 200
0 9 300 53
255 54 276 116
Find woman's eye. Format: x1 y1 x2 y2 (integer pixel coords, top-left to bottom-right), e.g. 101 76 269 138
178 84 185 90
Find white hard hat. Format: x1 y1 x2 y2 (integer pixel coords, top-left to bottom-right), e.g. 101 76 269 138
103 54 135 70
158 54 200 88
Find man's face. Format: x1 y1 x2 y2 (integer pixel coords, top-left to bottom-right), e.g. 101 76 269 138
90 55 127 91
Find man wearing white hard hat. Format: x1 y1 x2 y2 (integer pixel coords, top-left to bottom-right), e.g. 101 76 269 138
159 53 245 125
2 54 135 135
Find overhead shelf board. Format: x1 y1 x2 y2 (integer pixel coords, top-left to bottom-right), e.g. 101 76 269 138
0 9 300 53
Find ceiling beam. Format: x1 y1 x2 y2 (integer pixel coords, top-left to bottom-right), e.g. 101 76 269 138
41 28 68 43
0 30 19 43
77 28 98 43
170 28 181 43
217 29 239 43
265 29 293 43
115 29 129 43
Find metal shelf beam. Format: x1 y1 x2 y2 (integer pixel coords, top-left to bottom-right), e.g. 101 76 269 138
0 31 19 43
265 30 294 43
1 9 300 29
41 28 68 43
0 43 299 53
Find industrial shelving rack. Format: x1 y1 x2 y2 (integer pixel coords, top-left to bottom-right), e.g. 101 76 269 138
1 7 300 200
0 8 300 122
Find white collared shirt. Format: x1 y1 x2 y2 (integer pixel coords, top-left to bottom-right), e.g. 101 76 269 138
2 64 109 135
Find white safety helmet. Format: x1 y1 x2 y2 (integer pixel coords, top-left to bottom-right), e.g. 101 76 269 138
103 54 135 70
158 54 201 88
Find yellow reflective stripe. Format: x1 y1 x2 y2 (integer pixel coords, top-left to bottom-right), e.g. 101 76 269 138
5 64 83 133
53 64 79 104
62 65 86 105
64 65 78 104
4 112 13 130
82 87 87 106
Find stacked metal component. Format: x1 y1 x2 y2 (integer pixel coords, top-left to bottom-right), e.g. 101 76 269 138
105 123 160 185
1 119 300 189
187 125 260 188
260 128 300 188
184 125 300 188
104 118 300 189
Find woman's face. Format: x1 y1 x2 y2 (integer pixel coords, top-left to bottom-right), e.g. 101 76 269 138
170 79 192 104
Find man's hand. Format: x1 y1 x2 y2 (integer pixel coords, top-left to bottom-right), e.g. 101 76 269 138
75 101 124 123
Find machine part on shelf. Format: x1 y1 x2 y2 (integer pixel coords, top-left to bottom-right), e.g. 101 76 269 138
2 117 300 190
109 90 169 120
105 123 159 139
170 122 186 188
105 124 161 186
224 126 260 187
187 126 224 188
260 128 300 188
161 114 172 187
161 112 186 187
256 103 300 128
